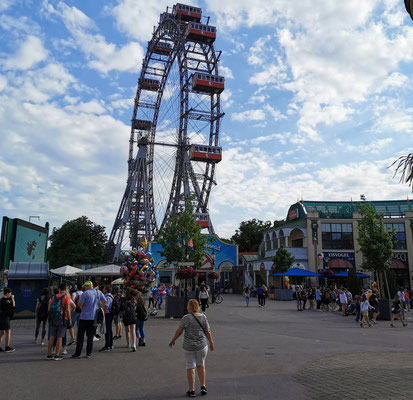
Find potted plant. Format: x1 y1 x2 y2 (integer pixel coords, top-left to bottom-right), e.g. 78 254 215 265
272 246 295 301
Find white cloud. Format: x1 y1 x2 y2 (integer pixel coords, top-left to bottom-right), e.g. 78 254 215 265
44 2 144 74
231 109 266 122
220 65 234 79
263 104 286 121
336 138 394 154
64 100 106 115
0 0 15 12
110 0 171 41
2 35 48 71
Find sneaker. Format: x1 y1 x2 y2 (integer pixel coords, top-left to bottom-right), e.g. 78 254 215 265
126 343 131 348
186 391 196 398
131 346 137 352
71 353 81 358
61 349 68 355
93 337 99 342
113 336 119 340
41 341 45 346
86 354 91 359
5 347 15 353
46 354 55 360
200 386 207 395
54 355 63 361
99 347 111 352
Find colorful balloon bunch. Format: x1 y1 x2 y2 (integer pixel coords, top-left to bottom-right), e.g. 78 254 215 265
120 237 157 291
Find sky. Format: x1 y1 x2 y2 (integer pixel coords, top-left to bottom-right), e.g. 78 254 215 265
1 0 413 241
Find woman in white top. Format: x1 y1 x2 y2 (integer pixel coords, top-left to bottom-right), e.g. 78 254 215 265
199 286 210 313
360 294 373 328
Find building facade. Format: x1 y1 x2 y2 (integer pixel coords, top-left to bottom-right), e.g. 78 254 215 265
260 200 413 289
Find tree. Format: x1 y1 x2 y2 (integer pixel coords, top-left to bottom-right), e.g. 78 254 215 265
357 203 394 298
157 201 208 267
390 154 413 191
231 219 272 252
272 246 295 288
48 216 107 269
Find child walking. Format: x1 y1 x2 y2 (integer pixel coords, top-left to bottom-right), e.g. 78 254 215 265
360 294 373 328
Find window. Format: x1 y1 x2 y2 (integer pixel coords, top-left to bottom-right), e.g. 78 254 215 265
385 223 407 250
322 223 354 249
292 238 304 248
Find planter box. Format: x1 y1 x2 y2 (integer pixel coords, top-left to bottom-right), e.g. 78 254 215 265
378 298 392 321
274 289 293 301
165 296 186 318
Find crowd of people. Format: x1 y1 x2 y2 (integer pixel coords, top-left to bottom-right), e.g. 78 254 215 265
289 285 410 328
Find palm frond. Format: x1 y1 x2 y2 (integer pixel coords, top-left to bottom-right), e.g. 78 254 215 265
389 153 413 190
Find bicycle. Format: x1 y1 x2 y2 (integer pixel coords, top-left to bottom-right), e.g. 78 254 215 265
214 292 223 304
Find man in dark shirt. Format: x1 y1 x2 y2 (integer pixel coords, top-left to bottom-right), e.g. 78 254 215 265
0 288 16 352
256 285 265 307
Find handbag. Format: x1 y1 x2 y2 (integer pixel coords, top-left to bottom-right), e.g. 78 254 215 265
191 314 207 337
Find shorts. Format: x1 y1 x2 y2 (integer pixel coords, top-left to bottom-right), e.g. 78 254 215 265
184 346 208 369
114 314 121 324
49 322 67 338
123 320 135 327
361 310 368 316
0 316 11 331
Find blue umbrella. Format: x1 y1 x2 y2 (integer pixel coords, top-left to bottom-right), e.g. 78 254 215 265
332 271 369 278
270 267 322 277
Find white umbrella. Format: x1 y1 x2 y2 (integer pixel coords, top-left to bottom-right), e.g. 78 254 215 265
78 264 121 276
51 265 82 277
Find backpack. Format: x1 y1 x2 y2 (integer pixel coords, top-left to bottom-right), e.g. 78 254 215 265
136 303 148 321
37 295 49 320
49 294 66 324
96 308 104 324
110 294 121 316
123 299 137 322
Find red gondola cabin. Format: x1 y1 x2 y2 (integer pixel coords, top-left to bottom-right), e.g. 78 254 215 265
139 78 160 92
152 41 172 55
173 3 202 22
192 73 225 94
194 213 209 228
132 119 152 130
185 22 216 44
189 144 222 163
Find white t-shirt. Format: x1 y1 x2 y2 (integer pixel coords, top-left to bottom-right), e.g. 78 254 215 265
199 291 209 299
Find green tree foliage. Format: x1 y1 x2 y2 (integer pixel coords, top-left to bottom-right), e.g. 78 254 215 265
357 203 394 298
347 267 362 297
231 219 272 252
273 246 295 273
157 201 207 267
48 216 107 269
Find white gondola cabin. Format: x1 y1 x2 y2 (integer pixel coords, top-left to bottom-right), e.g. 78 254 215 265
185 22 216 44
173 3 202 22
194 213 209 228
152 41 172 55
132 119 152 130
189 144 222 163
192 73 225 94
139 78 160 91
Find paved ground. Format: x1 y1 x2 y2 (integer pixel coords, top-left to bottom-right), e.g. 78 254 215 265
1 295 413 400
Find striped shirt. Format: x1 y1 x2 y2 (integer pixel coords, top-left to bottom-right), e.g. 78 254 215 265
180 313 210 351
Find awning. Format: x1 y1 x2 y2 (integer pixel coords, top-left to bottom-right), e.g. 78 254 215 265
270 267 321 277
327 259 354 268
78 264 121 276
8 262 49 280
51 265 82 277
332 271 369 278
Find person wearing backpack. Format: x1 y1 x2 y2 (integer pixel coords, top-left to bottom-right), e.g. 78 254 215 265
135 291 148 347
71 281 107 359
35 288 49 345
122 287 138 352
99 285 114 352
47 282 71 360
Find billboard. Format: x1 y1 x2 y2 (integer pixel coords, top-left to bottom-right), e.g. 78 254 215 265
149 235 238 271
14 221 48 262
0 218 48 268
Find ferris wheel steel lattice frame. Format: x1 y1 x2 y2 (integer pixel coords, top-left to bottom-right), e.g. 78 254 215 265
107 8 224 262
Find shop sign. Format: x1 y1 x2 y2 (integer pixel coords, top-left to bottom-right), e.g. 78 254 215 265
323 252 355 269
288 209 299 220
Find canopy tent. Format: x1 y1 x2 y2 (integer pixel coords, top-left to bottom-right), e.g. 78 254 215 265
111 277 125 285
332 271 369 278
51 265 82 277
79 264 121 276
270 267 322 277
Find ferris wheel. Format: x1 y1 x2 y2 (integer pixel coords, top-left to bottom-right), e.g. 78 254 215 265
108 3 225 261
